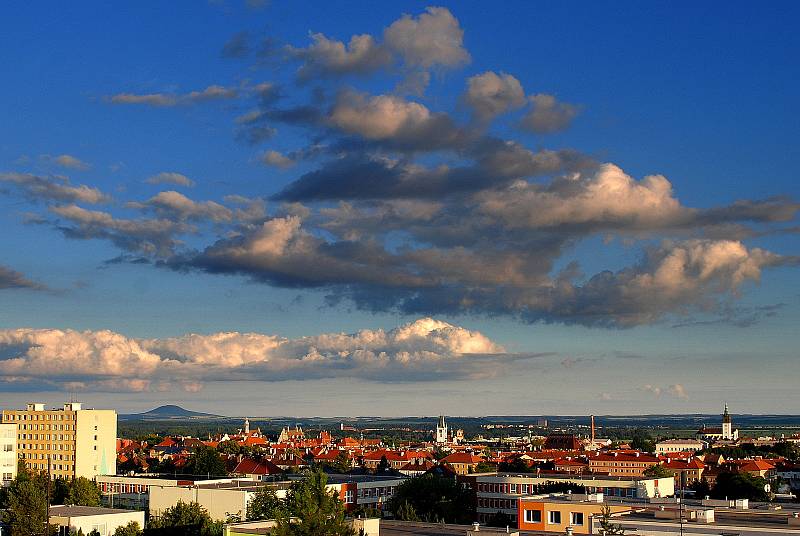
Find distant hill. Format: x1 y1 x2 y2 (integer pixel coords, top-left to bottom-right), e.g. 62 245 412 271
120 405 223 420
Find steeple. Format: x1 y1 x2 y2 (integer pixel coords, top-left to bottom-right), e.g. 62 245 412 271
723 403 731 424
244 417 250 435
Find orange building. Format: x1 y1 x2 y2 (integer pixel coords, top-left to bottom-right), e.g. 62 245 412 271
517 496 630 534
588 452 659 476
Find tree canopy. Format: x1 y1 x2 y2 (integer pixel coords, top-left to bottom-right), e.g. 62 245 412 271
273 470 354 536
389 474 473 524
146 501 222 536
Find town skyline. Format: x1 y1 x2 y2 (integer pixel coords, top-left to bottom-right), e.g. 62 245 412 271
1 1 799 415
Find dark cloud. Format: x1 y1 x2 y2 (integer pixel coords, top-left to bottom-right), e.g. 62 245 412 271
0 172 110 205
0 265 45 291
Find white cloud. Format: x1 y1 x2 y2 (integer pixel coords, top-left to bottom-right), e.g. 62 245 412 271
464 71 526 122
520 93 580 133
128 191 233 222
0 172 109 204
47 154 91 171
0 318 508 391
108 85 238 107
145 172 195 187
384 7 470 69
290 33 392 80
261 150 295 169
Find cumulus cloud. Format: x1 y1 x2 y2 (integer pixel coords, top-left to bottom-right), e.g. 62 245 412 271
642 384 689 399
0 266 44 291
289 33 392 80
464 71 526 122
128 191 233 222
0 318 514 391
108 85 238 107
520 93 580 134
145 172 195 187
39 154 91 171
261 150 295 169
384 6 470 69
0 172 110 204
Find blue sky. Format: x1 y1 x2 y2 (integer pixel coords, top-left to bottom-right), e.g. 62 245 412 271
0 1 798 416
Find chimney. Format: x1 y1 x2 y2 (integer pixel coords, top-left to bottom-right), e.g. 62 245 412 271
591 415 595 444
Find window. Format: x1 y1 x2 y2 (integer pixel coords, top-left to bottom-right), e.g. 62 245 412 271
548 511 561 524
570 512 584 525
524 509 541 523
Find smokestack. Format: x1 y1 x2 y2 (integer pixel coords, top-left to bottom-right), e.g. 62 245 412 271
591 415 595 444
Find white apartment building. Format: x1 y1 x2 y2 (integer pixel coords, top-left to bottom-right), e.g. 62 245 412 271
0 423 17 485
656 439 706 454
1 402 117 480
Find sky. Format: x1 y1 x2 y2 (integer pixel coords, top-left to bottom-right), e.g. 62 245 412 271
1 1 799 417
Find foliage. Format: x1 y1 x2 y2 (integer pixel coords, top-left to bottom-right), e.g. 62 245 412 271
395 500 419 521
145 500 223 536
689 479 711 498
630 429 655 453
187 446 228 477
711 472 770 501
699 442 799 461
1 470 56 536
643 464 672 478
216 440 242 456
113 521 144 536
68 477 102 506
497 458 534 473
473 461 497 473
597 505 626 535
273 470 354 536
246 487 286 521
389 473 474 524
376 455 389 474
486 510 512 528
88 530 102 536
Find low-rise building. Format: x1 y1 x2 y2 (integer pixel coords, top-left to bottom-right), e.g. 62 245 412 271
49 505 144 536
517 494 631 534
588 452 660 476
656 439 705 454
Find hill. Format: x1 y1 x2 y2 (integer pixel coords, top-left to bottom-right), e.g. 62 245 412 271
120 405 223 420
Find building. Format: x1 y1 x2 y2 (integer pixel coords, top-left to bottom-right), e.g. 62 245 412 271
588 452 660 476
543 433 582 450
697 404 739 442
96 474 239 510
0 423 17 485
441 452 483 475
49 505 145 536
1 402 116 480
656 439 705 454
436 415 448 444
517 494 631 534
467 472 674 525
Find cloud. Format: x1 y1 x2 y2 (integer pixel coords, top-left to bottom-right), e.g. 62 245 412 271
327 90 470 151
127 191 233 222
520 93 580 134
145 172 195 187
464 71 526 122
289 33 392 80
0 318 512 391
642 384 689 399
108 85 238 107
40 154 91 171
221 31 250 58
0 172 110 204
0 266 44 291
384 6 470 69
261 150 295 169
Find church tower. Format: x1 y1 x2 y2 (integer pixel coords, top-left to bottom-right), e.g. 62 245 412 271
722 403 732 440
436 415 448 444
244 417 250 435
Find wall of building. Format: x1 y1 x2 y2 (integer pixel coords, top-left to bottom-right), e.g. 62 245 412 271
75 409 117 479
517 500 629 535
50 510 145 536
149 485 252 522
0 424 17 485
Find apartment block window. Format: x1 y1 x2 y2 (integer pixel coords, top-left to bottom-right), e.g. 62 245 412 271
548 511 561 524
570 512 584 525
524 509 541 523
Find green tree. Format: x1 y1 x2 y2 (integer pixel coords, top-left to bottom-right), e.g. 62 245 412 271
246 487 286 521
146 501 222 536
88 530 102 536
2 475 55 536
597 505 626 535
273 470 354 536
52 477 70 505
487 511 512 528
188 446 228 477
68 477 101 506
331 451 352 474
113 521 144 536
643 464 672 478
376 455 389 474
473 461 497 473
711 472 770 501
690 478 711 498
395 500 419 521
389 474 474 524
497 458 534 473
630 430 655 453
216 440 241 456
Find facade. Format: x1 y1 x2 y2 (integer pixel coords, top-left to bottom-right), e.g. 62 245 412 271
656 439 705 454
441 452 483 475
588 452 660 476
436 415 448 444
96 474 239 510
0 423 17 485
467 472 674 525
697 404 739 442
49 505 145 536
1 402 117 480
517 495 630 534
